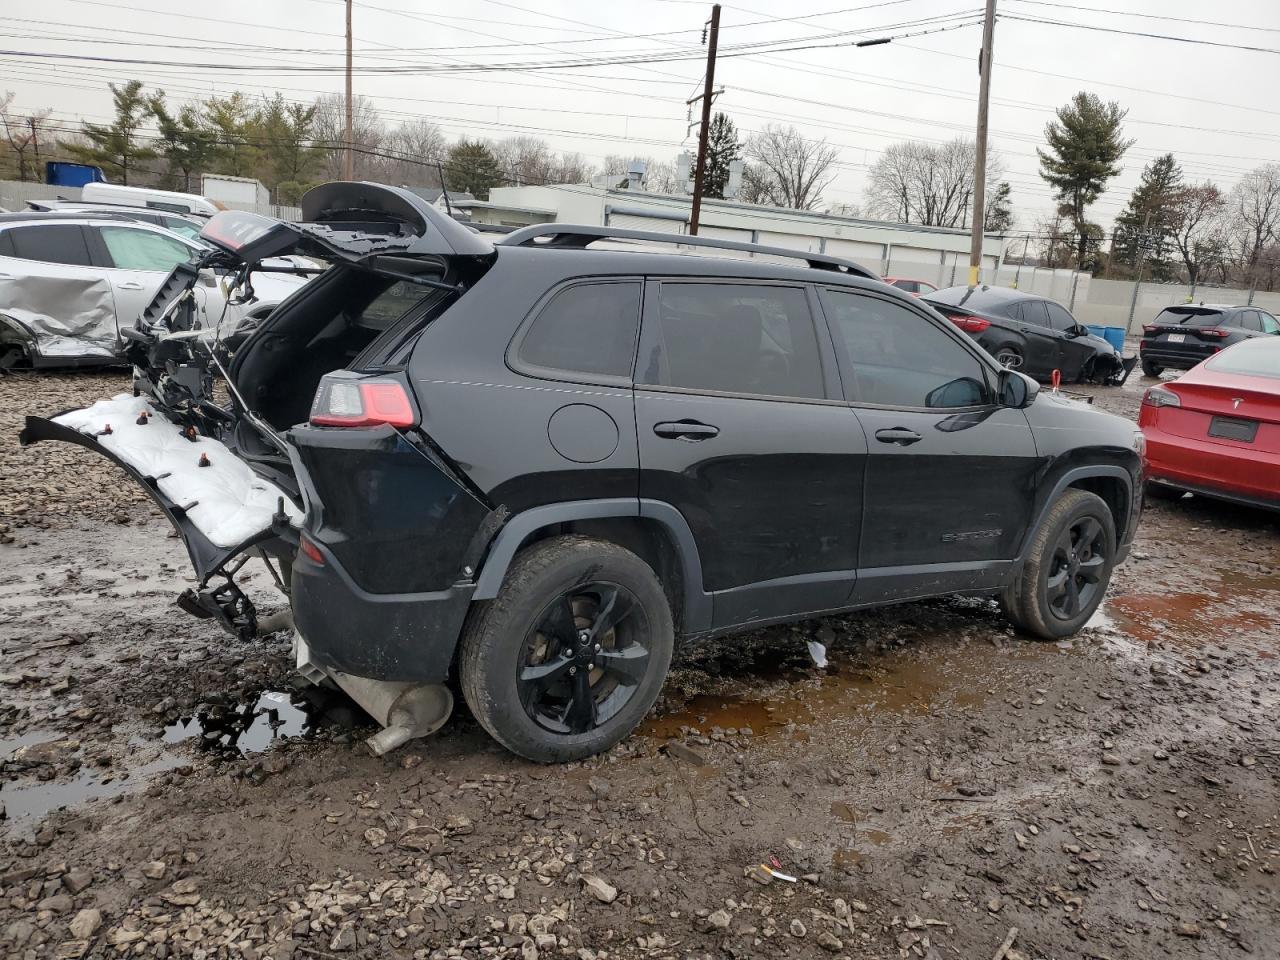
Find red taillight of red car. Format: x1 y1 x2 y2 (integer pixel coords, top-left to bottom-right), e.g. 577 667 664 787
309 376 417 428
949 314 991 334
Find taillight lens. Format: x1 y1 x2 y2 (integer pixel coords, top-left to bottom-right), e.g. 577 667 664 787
1142 386 1181 408
1143 325 1158 335
949 314 991 333
1201 328 1229 338
299 536 325 565
309 375 417 428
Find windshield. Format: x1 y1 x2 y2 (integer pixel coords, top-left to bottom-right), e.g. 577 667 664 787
1205 338 1280 380
1153 307 1225 327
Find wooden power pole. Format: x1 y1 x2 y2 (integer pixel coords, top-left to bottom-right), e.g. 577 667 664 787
688 3 721 236
344 0 355 180
967 0 997 287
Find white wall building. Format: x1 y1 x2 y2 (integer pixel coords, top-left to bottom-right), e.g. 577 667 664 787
481 183 1008 285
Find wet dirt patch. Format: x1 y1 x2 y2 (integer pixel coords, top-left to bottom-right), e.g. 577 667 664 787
163 690 316 756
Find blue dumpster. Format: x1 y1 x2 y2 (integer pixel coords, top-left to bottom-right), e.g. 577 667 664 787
1103 327 1126 352
1085 324 1107 340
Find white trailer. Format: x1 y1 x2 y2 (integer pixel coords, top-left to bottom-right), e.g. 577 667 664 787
201 175 270 208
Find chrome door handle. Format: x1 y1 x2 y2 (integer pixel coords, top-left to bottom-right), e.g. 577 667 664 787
653 420 719 441
874 427 922 446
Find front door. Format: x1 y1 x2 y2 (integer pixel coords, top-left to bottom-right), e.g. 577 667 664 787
1012 300 1061 378
1044 300 1093 380
635 279 866 629
87 223 202 332
817 287 1041 603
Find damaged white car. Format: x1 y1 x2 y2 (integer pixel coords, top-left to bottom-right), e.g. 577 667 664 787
0 210 314 368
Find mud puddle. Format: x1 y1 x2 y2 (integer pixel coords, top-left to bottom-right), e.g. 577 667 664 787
164 689 323 755
1091 573 1280 651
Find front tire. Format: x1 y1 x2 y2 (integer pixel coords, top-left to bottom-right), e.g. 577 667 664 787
993 345 1024 371
1141 359 1163 378
458 536 674 762
1004 489 1116 640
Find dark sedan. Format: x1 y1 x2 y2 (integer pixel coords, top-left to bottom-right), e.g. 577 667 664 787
1139 304 1279 377
923 285 1125 383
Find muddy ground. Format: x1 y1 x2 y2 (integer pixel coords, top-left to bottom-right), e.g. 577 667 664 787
1 370 1277 960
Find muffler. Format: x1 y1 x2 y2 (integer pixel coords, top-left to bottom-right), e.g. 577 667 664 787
294 633 453 755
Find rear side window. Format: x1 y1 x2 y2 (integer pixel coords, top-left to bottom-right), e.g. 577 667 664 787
821 289 990 409
639 282 824 399
1153 307 1224 328
1239 311 1262 333
516 280 641 380
1018 300 1050 327
98 226 194 271
4 224 92 266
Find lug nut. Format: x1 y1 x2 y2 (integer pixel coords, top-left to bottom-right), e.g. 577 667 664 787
568 666 577 676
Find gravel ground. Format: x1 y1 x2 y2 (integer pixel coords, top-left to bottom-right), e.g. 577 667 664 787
2 370 1278 960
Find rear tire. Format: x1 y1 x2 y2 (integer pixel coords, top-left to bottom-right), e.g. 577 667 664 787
458 536 674 763
1141 359 1163 378
1005 489 1116 640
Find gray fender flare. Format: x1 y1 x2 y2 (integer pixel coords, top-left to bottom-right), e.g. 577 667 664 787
471 498 711 633
1016 465 1134 565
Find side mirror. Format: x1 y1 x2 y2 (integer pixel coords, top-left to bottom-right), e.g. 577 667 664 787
999 369 1039 409
1065 324 1086 338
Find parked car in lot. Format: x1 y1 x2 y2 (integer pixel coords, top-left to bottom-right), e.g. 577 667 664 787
1140 337 1280 511
0 211 310 366
27 198 207 241
923 284 1127 383
21 182 1144 762
882 276 938 296
1139 303 1279 378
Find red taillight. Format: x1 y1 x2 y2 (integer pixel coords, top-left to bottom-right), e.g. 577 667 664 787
949 314 991 333
309 376 417 428
1201 328 1229 339
299 536 325 565
1143 325 1158 335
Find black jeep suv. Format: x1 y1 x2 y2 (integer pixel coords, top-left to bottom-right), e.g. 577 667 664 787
22 183 1144 762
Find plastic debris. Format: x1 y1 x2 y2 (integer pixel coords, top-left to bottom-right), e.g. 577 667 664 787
758 863 797 883
806 640 828 669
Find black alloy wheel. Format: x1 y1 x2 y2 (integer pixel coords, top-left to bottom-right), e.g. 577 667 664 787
1044 515 1107 621
994 347 1024 370
517 582 651 735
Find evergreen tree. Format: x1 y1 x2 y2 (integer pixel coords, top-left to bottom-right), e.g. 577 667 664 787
445 139 503 199
203 92 260 178
1037 92 1133 270
151 98 220 192
984 181 1013 233
253 94 321 197
703 112 741 199
61 80 156 184
1111 153 1183 280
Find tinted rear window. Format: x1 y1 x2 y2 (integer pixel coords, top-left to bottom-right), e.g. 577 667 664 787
517 281 641 380
924 287 1021 317
4 224 92 266
1205 338 1280 380
1154 307 1225 327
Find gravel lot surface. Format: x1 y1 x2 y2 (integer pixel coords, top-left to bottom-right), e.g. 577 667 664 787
2 370 1278 960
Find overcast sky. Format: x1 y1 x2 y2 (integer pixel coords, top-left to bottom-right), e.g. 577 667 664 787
5 0 1279 236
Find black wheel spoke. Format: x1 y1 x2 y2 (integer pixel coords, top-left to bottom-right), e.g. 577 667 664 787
563 667 596 734
1076 555 1105 584
1045 566 1069 602
520 652 573 685
588 585 634 641
1075 517 1101 550
1062 577 1081 617
541 594 578 646
595 644 649 687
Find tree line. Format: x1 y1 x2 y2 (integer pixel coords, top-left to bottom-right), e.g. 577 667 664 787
2 81 1276 292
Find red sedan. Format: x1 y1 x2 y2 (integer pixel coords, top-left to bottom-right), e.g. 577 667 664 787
1139 337 1280 511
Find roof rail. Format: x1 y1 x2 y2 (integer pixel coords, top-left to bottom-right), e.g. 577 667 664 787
497 223 876 278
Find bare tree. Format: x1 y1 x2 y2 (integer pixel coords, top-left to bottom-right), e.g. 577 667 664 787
743 124 838 211
313 93 384 180
379 120 447 186
864 138 1004 228
1226 163 1280 289
555 152 592 184
737 162 774 205
0 92 53 182
1167 182 1226 289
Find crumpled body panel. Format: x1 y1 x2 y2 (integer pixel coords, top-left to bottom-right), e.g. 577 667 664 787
1 275 118 359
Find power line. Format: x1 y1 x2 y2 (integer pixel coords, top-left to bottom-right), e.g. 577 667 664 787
998 13 1280 56
1004 0 1280 34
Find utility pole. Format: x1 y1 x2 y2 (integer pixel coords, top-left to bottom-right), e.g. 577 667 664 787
688 3 720 236
1013 233 1029 288
1125 209 1154 334
967 0 997 287
344 0 354 181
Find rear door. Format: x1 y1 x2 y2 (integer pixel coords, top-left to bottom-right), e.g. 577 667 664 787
0 223 120 360
634 278 866 628
86 222 204 332
1045 300 1092 379
817 287 1040 603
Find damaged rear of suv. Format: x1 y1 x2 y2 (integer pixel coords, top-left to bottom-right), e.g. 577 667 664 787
23 182 1144 763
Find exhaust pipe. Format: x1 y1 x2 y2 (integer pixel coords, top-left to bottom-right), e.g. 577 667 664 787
294 633 453 755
